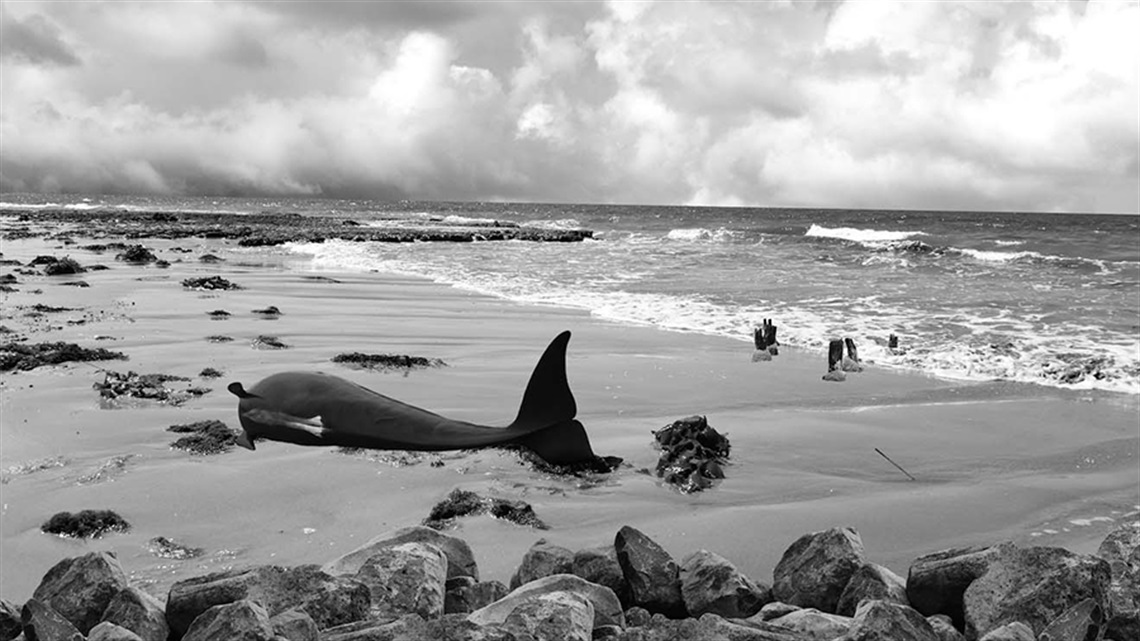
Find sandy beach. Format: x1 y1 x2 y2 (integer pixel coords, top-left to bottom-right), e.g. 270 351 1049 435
2 229 1137 605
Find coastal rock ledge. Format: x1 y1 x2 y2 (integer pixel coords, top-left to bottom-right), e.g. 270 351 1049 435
4 521 1138 641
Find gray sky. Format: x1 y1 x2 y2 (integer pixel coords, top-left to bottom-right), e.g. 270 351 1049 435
1 0 1136 213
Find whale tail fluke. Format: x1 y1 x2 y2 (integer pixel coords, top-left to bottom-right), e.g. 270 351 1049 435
507 331 601 465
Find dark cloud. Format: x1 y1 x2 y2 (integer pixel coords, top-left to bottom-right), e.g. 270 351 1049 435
0 9 80 66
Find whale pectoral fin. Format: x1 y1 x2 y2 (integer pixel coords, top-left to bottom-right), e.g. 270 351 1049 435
245 409 328 437
236 431 256 450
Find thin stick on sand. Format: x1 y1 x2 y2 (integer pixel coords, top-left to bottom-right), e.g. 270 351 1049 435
875 448 916 481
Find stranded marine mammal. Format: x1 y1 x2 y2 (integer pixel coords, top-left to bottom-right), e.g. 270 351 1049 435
227 331 605 466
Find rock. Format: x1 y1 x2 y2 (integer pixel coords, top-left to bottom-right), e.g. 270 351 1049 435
821 370 846 382
927 614 966 641
488 498 549 529
1038 598 1104 641
444 578 508 615
182 600 276 641
679 549 770 618
977 621 1035 641
42 257 85 275
502 591 594 641
269 609 320 641
963 545 1111 639
20 599 83 641
771 527 865 614
165 565 370 637
753 601 802 621
323 525 479 581
1097 521 1140 641
87 622 143 641
572 546 631 608
906 544 1007 629
510 540 574 590
146 536 205 560
752 350 773 362
99 587 168 641
469 573 624 630
31 551 129 634
624 606 652 627
769 608 852 640
354 542 447 619
844 599 939 641
321 614 428 641
115 245 157 264
181 276 240 291
1 600 22 641
836 562 909 616
614 525 686 618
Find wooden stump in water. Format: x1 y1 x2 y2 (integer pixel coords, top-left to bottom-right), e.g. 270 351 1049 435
763 319 779 355
841 338 864 372
823 339 846 381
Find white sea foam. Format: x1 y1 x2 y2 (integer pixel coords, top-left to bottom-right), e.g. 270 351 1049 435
666 227 736 242
955 248 1040 263
284 239 1140 395
805 224 925 243
994 240 1025 247
522 218 583 231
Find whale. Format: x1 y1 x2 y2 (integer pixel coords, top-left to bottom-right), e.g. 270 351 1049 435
227 331 607 467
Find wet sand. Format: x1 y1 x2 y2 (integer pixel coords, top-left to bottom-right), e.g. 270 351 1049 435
2 231 1137 603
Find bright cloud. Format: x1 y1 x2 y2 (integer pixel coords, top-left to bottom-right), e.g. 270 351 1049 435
0 0 1135 213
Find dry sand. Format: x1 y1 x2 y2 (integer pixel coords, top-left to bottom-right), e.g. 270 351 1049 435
2 232 1137 603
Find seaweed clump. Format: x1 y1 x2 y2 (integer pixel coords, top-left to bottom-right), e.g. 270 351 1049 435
147 536 205 559
332 352 447 372
423 488 548 531
182 276 241 290
0 341 126 372
116 244 158 263
42 509 130 538
167 419 238 455
653 415 730 493
94 370 211 405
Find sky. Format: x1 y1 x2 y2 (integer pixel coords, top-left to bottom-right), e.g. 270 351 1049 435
0 1 1137 214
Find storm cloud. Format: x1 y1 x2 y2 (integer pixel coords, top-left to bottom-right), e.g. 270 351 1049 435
1 0 1135 213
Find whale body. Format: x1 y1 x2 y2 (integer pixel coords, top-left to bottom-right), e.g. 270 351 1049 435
227 331 602 466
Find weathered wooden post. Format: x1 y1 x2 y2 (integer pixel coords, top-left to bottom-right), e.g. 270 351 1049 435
752 321 773 362
763 319 779 355
842 337 864 372
822 339 846 381
888 334 898 350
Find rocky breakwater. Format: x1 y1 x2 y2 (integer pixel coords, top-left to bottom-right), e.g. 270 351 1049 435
4 521 1137 641
3 209 594 245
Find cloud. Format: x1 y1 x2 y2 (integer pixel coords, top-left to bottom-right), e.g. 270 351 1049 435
0 7 80 66
0 0 1135 213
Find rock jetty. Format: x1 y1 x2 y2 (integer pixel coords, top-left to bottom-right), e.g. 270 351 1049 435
5 521 1137 641
4 209 594 245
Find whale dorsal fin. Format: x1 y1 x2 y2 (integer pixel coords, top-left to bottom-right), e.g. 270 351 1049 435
227 382 260 399
509 331 577 430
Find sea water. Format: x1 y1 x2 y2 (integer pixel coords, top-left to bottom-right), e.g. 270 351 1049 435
4 195 1138 394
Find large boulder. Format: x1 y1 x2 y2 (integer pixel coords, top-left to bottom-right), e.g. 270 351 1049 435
444 577 509 615
99 587 168 641
679 549 770 618
769 608 852 640
165 564 369 637
181 600 275 641
510 540 574 590
572 546 631 607
844 599 939 641
468 573 624 630
906 544 1007 629
502 591 593 641
20 598 83 641
614 525 686 618
87 622 144 641
31 551 130 635
323 525 478 581
353 542 447 619
836 562 908 616
962 545 1111 639
772 527 865 613
623 612 812 640
1097 521 1140 641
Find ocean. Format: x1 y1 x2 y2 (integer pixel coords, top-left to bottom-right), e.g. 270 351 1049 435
4 194 1138 394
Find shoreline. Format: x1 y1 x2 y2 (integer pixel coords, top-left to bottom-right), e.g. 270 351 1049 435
2 225 1138 606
